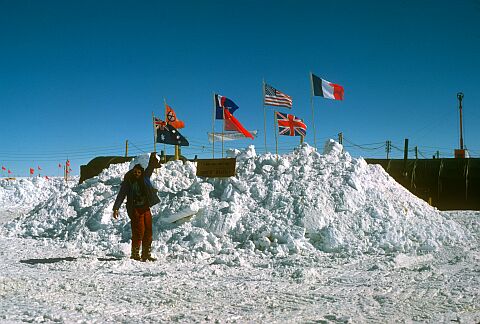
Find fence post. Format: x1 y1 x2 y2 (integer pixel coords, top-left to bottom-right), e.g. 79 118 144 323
403 139 409 176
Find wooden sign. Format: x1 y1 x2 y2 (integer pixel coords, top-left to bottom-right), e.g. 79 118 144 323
196 158 236 177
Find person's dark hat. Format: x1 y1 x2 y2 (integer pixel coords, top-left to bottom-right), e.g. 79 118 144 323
133 164 144 171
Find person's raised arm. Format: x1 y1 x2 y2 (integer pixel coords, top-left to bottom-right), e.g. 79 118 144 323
145 152 161 178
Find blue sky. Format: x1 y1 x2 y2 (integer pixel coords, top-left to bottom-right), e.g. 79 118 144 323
1 0 479 176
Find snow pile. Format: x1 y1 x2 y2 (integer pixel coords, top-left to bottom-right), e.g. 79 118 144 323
0 176 73 213
1 141 470 259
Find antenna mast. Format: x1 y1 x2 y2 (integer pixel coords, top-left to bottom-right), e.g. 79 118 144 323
454 92 466 158
457 92 464 150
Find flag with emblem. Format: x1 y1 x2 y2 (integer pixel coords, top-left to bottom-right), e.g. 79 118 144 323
165 104 185 129
276 111 307 137
264 83 292 108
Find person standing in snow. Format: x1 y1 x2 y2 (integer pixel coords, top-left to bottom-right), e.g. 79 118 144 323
112 153 161 261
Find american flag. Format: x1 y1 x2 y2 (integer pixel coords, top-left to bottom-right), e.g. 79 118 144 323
264 83 292 108
276 111 306 137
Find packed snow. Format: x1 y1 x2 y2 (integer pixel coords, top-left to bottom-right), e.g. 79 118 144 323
1 140 478 323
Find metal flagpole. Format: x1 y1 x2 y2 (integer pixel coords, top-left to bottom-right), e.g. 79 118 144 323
274 110 279 159
309 72 317 149
212 93 215 158
152 112 157 153
262 79 267 154
164 98 168 155
152 112 159 175
222 105 225 158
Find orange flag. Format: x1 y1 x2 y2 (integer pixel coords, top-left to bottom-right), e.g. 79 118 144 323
223 108 254 139
166 104 185 129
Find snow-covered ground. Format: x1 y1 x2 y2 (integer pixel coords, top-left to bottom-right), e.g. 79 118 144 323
1 141 479 323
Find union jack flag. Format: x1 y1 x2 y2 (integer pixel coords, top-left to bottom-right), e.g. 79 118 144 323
154 117 166 129
276 111 306 137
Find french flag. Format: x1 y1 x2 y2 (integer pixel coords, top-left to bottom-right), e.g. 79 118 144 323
311 73 344 100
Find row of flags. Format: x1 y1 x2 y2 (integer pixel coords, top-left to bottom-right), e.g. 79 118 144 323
153 94 256 146
262 73 344 139
1 160 71 178
151 72 344 146
1 166 12 175
264 73 344 108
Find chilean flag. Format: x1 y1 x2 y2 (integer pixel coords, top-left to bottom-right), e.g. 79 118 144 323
223 108 254 139
311 73 344 100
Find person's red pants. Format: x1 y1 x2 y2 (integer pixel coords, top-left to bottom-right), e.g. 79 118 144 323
130 207 152 249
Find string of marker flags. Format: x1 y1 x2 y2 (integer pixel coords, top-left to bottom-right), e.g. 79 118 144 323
1 159 72 180
151 72 344 160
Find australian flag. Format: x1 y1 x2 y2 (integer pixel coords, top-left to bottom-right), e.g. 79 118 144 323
276 111 307 137
214 94 239 119
156 121 189 146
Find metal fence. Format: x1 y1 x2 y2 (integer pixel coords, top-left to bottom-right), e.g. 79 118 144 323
366 158 480 210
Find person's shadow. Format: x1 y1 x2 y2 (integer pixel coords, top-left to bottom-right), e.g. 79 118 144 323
19 256 121 265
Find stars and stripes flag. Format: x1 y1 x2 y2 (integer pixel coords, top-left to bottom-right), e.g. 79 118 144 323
276 111 307 137
264 83 292 108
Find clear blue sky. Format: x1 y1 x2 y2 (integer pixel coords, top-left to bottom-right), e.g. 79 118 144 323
1 0 479 177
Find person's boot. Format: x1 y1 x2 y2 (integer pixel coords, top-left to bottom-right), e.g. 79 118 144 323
141 244 157 262
130 245 141 261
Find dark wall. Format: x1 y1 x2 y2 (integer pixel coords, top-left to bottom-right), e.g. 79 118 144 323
79 154 187 184
365 158 480 211
79 156 134 184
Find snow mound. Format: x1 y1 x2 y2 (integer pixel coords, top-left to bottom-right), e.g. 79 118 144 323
0 177 74 213
1 141 470 259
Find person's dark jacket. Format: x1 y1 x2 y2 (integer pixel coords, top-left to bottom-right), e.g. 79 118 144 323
112 154 161 216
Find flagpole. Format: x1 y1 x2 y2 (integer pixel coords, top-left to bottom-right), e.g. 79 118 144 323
262 79 267 154
164 98 168 155
309 72 317 149
222 107 225 158
152 112 157 153
274 110 278 160
212 93 215 159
